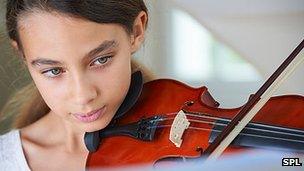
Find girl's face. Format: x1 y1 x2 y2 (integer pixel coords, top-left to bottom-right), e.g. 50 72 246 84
17 12 137 132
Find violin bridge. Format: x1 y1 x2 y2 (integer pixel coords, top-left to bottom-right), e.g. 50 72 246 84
169 110 190 148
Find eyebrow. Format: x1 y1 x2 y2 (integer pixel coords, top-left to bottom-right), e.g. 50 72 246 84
31 40 118 67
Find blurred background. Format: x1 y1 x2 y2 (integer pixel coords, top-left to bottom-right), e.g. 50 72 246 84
135 0 304 107
0 0 304 131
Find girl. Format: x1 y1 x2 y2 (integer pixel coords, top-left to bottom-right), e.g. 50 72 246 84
0 0 153 170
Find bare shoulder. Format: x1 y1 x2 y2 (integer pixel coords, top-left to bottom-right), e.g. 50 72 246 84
20 113 55 148
19 120 49 154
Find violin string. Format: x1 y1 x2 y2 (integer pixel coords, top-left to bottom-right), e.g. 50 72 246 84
162 111 304 134
151 125 304 144
187 119 304 138
185 112 304 134
157 117 304 138
148 114 304 141
154 111 304 135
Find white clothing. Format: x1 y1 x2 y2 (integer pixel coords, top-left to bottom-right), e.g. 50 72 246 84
0 129 31 171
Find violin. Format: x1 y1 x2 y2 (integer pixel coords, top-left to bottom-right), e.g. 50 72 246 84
84 72 304 169
84 38 304 169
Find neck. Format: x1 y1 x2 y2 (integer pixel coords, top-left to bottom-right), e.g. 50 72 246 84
31 111 89 154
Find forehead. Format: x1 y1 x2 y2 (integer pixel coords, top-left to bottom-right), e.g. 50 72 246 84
19 11 123 40
17 11 127 59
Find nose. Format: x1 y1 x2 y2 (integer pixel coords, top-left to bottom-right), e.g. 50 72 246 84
71 74 98 106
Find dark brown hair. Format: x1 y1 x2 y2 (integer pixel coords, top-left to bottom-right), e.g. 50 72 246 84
6 0 148 45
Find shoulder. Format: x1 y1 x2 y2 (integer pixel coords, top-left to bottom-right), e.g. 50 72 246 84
0 129 30 170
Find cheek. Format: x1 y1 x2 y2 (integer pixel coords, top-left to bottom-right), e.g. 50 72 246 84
29 72 68 114
41 85 66 110
98 55 132 109
40 85 67 114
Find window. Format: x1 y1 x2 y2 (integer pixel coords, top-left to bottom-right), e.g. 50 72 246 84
172 8 262 83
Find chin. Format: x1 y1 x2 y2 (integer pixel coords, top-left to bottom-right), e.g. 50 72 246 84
81 119 111 133
81 125 97 132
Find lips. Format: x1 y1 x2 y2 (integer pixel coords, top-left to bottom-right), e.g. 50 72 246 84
72 106 106 123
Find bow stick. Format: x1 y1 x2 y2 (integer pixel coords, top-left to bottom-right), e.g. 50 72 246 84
204 38 304 160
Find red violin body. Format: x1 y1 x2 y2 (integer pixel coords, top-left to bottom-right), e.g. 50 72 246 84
86 79 304 169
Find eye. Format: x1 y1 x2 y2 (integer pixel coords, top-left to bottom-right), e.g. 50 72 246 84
90 56 112 67
41 68 63 78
